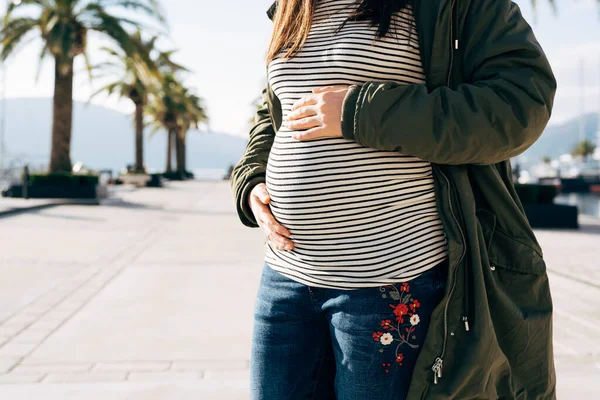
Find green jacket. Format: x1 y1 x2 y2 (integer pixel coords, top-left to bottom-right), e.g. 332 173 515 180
230 0 558 398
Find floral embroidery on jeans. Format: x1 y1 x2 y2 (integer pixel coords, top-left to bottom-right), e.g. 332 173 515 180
372 281 421 373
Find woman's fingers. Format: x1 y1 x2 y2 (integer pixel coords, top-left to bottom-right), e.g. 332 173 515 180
250 184 294 251
260 211 294 250
285 115 321 130
251 183 271 204
264 211 292 239
291 126 326 141
286 104 318 122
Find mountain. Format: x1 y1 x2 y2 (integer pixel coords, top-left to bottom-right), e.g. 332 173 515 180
521 112 599 164
0 98 248 174
0 98 597 174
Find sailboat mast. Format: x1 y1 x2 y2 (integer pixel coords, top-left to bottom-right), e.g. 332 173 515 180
579 58 586 145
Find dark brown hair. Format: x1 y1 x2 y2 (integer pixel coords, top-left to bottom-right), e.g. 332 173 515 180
265 0 414 65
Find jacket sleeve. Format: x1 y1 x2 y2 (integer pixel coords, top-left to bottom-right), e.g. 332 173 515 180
339 0 557 165
229 85 276 228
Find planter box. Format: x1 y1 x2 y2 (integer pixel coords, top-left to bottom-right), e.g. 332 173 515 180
2 184 100 200
119 174 151 186
162 172 186 181
514 183 557 205
523 204 579 229
145 174 164 188
162 171 194 181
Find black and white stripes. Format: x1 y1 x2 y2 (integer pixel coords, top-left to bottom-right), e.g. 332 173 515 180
263 0 448 289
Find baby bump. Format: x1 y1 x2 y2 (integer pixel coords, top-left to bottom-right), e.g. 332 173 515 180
265 132 438 239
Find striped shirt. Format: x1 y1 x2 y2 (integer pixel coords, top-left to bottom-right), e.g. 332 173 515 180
263 0 448 290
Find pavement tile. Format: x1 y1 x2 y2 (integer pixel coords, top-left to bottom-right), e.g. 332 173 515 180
127 371 202 382
2 315 37 327
203 370 249 380
52 302 85 314
0 264 80 322
44 309 76 320
0 343 36 358
0 373 46 384
43 371 127 383
27 318 64 331
93 362 171 372
0 358 20 374
68 290 97 302
0 324 24 337
171 360 248 371
12 363 93 373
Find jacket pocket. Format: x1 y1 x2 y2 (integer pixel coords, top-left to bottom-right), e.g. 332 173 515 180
476 208 546 276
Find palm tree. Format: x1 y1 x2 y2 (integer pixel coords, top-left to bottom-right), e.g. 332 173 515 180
572 140 596 162
91 31 183 173
531 1 557 11
527 1 557 24
174 88 208 173
147 73 208 175
147 72 181 173
530 1 600 21
0 0 165 173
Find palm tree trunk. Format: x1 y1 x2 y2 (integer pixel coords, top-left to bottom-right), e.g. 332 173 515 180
49 57 74 173
175 128 185 173
182 132 187 173
166 129 173 172
134 101 144 172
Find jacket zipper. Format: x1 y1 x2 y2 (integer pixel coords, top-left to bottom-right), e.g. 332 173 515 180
446 0 457 88
431 167 466 384
430 0 467 386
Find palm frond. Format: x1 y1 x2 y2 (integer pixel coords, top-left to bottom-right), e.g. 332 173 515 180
97 0 167 26
5 0 50 22
0 17 41 60
34 42 50 82
89 80 125 102
81 48 94 83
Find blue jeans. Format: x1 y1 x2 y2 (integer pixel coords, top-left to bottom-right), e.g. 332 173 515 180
250 259 448 400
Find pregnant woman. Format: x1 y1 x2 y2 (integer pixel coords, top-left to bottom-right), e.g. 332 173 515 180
230 0 557 399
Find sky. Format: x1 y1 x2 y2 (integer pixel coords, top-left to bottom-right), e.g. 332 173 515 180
1 0 600 138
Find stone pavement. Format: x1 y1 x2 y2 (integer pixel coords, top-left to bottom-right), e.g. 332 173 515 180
0 180 597 399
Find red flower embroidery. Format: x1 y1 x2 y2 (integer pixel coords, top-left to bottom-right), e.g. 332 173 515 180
382 362 391 373
410 299 421 311
372 331 384 342
381 319 394 330
390 303 409 323
375 283 424 374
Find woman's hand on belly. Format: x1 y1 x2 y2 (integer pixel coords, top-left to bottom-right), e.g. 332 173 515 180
284 85 349 141
249 183 294 251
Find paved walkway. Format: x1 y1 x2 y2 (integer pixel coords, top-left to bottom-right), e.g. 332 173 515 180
0 181 597 399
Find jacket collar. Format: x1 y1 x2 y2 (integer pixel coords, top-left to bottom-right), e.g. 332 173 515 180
264 0 451 23
264 0 454 90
